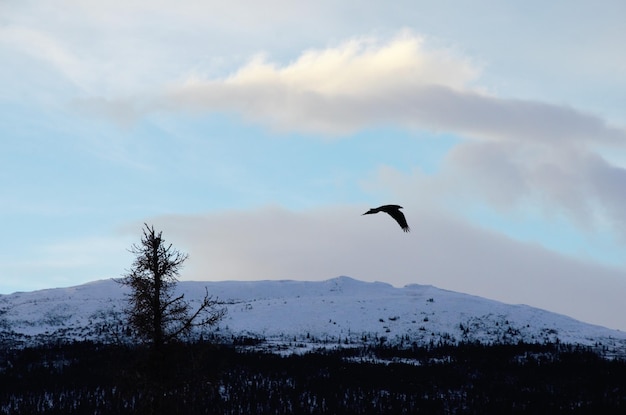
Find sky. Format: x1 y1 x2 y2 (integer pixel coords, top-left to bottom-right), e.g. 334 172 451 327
2 1 626 330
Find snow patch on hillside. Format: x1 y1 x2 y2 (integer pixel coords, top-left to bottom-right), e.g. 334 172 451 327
1 276 625 356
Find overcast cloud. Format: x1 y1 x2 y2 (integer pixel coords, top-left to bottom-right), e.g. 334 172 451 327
3 1 626 332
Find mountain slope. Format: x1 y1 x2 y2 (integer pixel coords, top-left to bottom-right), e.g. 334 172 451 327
1 276 625 356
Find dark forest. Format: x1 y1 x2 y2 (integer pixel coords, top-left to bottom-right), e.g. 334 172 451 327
1 341 625 414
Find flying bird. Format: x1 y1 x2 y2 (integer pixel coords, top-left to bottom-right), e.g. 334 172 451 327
362 204 410 232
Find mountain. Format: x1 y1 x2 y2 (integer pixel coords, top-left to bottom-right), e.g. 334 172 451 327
1 276 625 356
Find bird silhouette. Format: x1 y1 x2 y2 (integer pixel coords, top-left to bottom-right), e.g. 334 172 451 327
362 204 410 232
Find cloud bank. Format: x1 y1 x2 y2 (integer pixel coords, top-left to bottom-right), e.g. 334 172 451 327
142 206 626 331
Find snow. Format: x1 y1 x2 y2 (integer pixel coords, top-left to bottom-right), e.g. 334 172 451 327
1 276 625 356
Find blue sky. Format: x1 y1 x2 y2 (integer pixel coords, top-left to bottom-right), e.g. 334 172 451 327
2 0 626 330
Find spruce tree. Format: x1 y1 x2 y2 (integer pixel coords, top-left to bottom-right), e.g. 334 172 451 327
120 224 225 350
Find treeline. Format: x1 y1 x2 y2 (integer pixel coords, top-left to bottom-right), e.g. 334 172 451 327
1 341 625 414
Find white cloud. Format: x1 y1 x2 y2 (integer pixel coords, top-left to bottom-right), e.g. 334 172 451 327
140 31 625 145
451 143 626 233
367 138 626 244
159 32 481 134
222 33 477 94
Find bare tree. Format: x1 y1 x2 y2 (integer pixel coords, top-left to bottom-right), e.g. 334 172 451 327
120 224 226 351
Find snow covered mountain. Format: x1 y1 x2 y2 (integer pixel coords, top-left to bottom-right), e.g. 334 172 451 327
1 276 625 356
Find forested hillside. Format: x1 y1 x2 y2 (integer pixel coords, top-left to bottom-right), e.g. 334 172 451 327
1 341 625 414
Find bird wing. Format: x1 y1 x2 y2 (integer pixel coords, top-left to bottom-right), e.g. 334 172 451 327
386 209 410 232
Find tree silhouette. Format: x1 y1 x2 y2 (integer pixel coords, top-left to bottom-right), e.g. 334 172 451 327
120 224 226 351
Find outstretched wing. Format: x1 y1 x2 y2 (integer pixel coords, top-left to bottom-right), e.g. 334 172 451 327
386 209 410 232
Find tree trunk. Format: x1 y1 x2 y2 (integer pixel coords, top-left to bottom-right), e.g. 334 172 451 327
152 242 163 352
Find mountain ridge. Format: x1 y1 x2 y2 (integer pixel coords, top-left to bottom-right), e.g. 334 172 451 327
1 276 625 356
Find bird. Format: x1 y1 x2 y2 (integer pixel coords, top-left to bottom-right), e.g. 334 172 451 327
362 204 410 232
